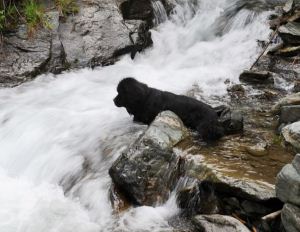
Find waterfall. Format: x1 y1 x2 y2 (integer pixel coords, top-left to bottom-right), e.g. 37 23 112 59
0 0 273 231
151 0 168 25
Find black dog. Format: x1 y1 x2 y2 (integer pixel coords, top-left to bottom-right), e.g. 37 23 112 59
114 77 224 141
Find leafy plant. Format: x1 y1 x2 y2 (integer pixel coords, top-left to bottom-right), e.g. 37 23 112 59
56 0 79 17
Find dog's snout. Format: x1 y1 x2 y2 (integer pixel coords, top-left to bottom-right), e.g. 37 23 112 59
114 95 122 107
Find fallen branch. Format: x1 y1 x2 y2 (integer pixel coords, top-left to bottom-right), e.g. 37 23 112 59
250 27 279 70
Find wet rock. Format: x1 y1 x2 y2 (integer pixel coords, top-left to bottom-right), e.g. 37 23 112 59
109 111 188 206
192 215 251 232
293 80 300 92
183 155 276 201
0 0 153 85
281 203 300 232
276 154 300 206
177 181 220 216
239 70 273 84
282 122 300 150
245 143 269 157
227 84 245 95
0 25 52 85
273 45 300 57
280 105 300 124
59 0 147 68
283 0 294 14
119 0 153 21
214 105 244 135
278 22 300 45
272 92 300 114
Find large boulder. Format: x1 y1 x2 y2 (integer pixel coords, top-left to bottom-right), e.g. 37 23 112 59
109 111 188 206
281 203 300 232
276 154 300 206
192 215 250 232
58 0 147 68
282 122 300 150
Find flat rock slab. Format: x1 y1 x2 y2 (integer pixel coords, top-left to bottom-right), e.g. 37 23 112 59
276 154 300 206
109 111 188 206
239 70 273 84
279 22 300 45
281 203 300 232
182 154 276 201
282 122 300 150
192 215 250 232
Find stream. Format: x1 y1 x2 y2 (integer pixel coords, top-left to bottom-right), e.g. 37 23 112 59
0 0 278 231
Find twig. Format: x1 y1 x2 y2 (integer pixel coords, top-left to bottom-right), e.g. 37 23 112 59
250 27 279 70
261 210 282 221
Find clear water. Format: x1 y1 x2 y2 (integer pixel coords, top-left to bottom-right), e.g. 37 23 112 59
0 0 273 231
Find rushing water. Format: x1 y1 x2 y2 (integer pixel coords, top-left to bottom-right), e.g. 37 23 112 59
0 0 277 231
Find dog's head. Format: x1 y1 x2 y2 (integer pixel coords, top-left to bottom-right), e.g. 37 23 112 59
114 77 149 114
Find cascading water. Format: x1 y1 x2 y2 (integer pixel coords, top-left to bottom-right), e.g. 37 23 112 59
0 0 276 231
152 0 168 25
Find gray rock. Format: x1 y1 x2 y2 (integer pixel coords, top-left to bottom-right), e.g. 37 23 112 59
239 70 273 84
282 122 300 150
281 203 300 232
272 92 300 114
214 105 244 135
192 215 251 232
109 111 188 206
0 25 52 85
59 0 146 68
279 22 300 45
283 0 294 14
0 0 152 85
276 154 300 206
280 105 300 124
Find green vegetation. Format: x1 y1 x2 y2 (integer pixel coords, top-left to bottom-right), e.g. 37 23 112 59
24 0 48 34
56 0 79 16
0 0 79 38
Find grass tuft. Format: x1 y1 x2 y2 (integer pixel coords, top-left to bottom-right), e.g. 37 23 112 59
56 0 79 17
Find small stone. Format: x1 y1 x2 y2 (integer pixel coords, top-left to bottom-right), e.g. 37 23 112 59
239 70 273 84
245 143 268 157
282 122 300 151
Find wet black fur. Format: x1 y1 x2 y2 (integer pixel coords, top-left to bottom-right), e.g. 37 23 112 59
114 77 224 141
